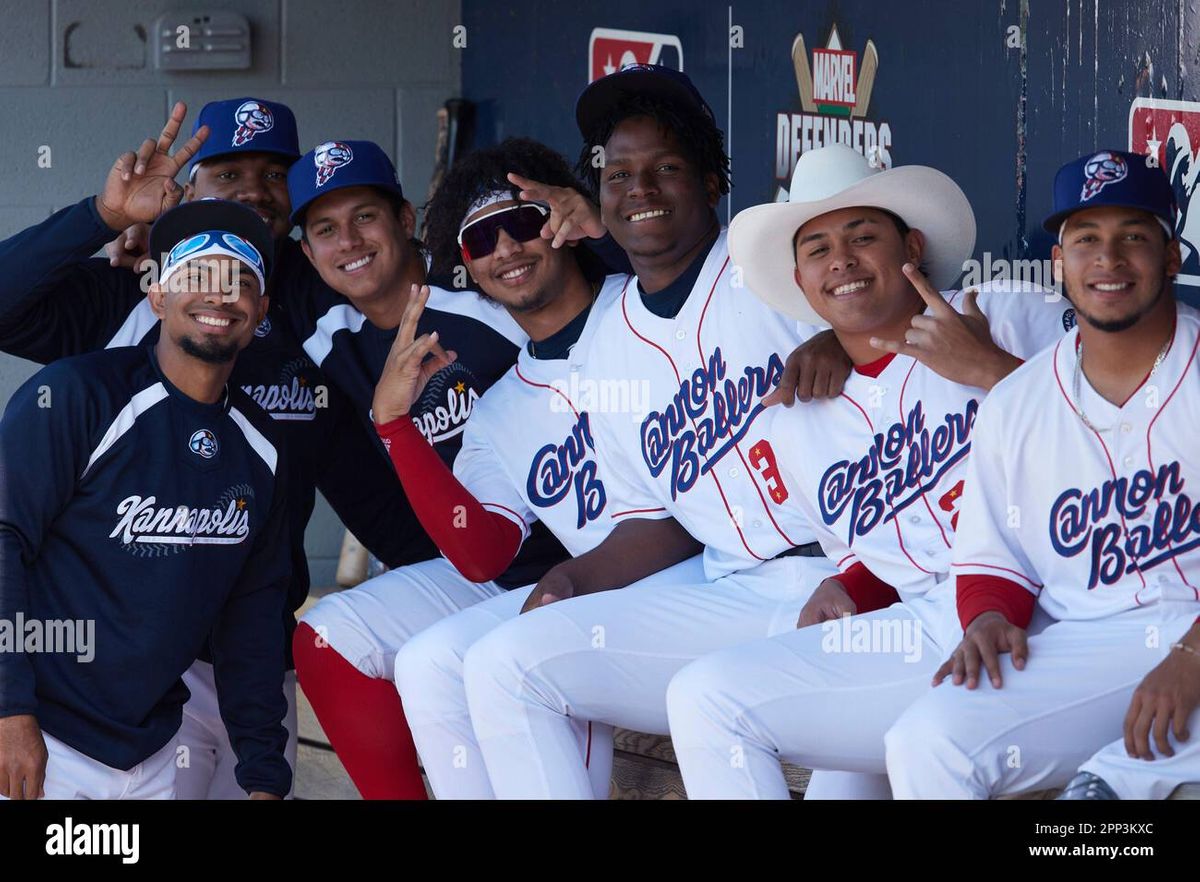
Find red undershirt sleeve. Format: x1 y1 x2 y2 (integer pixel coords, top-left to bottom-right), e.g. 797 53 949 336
831 562 902 614
957 573 1037 630
375 417 521 583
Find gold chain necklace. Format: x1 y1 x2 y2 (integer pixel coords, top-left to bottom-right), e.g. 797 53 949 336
1071 335 1171 433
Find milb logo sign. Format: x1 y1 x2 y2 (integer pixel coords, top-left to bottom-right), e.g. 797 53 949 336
1130 98 1200 299
588 27 683 82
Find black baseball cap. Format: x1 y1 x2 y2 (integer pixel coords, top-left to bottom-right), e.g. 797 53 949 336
575 63 715 139
149 199 275 289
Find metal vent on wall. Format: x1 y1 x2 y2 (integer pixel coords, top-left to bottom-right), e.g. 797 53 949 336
153 12 251 70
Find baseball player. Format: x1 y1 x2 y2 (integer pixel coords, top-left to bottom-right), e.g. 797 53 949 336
288 126 847 798
0 199 290 799
283 138 582 798
289 136 699 798
660 143 1073 799
0 99 434 799
452 65 877 799
884 150 1200 799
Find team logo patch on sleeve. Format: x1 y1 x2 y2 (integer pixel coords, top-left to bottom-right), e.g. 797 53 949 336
314 141 354 186
233 100 275 147
1063 307 1077 331
254 316 272 338
1081 152 1128 201
189 429 219 459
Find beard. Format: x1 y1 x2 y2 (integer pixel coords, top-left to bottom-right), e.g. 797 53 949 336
180 334 240 364
503 284 557 314
1068 277 1167 333
476 281 556 314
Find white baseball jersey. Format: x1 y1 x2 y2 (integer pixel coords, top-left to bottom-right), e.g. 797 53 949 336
452 276 626 557
582 230 824 579
952 301 1200 621
768 284 1074 619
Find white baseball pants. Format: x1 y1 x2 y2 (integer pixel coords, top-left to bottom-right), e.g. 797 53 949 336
462 555 837 798
175 660 298 799
0 731 179 800
300 556 603 798
393 555 710 799
885 601 1200 798
665 602 952 799
299 557 506 682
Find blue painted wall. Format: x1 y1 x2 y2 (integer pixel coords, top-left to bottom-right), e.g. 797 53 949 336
463 0 1199 305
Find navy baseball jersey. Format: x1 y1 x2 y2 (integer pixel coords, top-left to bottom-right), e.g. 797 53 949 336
278 260 571 588
0 198 439 655
0 346 291 795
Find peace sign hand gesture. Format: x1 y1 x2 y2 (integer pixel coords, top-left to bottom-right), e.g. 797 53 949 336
372 285 458 425
96 101 209 232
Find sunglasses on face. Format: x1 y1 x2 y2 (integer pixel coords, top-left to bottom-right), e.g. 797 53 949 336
457 203 549 261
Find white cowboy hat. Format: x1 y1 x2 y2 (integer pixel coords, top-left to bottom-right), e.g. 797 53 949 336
729 144 976 325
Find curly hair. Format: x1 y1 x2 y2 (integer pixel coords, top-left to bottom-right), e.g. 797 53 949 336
424 137 600 280
575 93 731 200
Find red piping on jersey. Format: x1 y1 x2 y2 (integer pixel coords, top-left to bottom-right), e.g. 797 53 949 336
695 255 802 550
1144 325 1199 597
897 358 954 551
839 389 934 575
1052 337 1148 600
950 560 1043 591
620 276 682 385
515 362 581 419
620 270 766 562
836 552 856 569
1091 329 1174 408
611 506 668 518
481 501 529 526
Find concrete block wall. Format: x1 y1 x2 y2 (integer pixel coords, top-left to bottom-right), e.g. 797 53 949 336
0 0 462 585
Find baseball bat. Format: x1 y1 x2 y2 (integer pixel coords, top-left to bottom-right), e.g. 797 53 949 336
853 40 878 118
335 530 369 587
418 106 452 241
444 98 474 172
792 34 818 113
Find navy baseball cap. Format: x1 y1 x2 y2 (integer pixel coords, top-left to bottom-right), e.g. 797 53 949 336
575 63 715 139
1043 149 1176 235
149 199 275 290
287 140 405 226
188 98 300 174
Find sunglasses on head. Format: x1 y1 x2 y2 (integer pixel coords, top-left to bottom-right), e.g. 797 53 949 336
457 203 549 261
